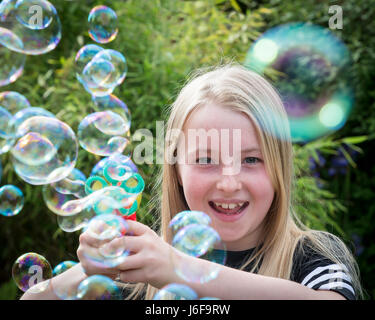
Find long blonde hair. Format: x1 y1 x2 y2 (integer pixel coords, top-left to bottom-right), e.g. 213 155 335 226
126 63 363 300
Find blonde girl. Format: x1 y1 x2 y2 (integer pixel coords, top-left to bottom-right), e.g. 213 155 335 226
21 63 363 300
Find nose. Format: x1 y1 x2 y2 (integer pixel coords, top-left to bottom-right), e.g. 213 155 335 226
216 173 242 193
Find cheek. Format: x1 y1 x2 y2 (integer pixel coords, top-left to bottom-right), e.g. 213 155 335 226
179 167 212 209
246 170 275 209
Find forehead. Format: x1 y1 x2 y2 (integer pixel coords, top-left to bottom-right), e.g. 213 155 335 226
182 103 261 149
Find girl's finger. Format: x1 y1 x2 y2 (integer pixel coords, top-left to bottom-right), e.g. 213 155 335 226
79 231 109 248
119 235 143 253
117 252 144 271
118 268 144 284
125 220 151 236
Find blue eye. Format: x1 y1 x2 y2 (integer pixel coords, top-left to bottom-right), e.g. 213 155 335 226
244 157 260 164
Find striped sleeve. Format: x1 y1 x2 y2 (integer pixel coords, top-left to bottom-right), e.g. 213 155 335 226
299 263 355 299
291 241 356 300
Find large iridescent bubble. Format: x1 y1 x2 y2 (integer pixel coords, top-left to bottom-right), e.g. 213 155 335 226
0 184 24 216
75 44 103 87
88 5 118 44
171 223 226 284
0 28 25 86
80 49 127 97
78 111 130 156
0 91 31 114
245 22 353 142
92 94 131 129
169 210 212 237
42 168 86 216
75 45 127 97
56 208 95 233
12 252 52 293
0 0 61 55
11 116 78 185
13 106 55 131
76 275 122 300
153 283 198 300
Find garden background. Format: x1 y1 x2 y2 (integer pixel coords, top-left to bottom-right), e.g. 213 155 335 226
0 0 374 299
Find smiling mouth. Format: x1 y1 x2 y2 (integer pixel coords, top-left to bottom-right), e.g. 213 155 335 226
208 201 249 215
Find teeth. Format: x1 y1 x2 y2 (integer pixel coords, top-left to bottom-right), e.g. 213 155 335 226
213 202 244 209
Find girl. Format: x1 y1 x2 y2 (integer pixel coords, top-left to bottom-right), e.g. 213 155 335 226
21 63 363 300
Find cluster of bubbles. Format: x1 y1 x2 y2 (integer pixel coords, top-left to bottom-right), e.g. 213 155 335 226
12 252 122 300
0 3 142 299
245 22 354 142
151 210 226 300
0 0 62 86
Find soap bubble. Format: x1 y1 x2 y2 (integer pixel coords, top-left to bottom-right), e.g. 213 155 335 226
84 214 128 240
12 252 52 293
88 5 118 44
153 283 198 300
82 214 130 268
87 155 141 218
78 111 130 156
11 116 78 185
52 260 78 276
13 106 55 131
0 0 62 55
75 44 103 86
169 210 211 236
12 132 57 166
80 49 127 97
15 0 55 30
61 185 138 216
0 105 15 154
92 94 131 129
245 22 353 142
172 224 226 283
0 28 25 86
42 168 86 216
91 154 138 177
0 184 24 216
56 208 95 233
76 275 122 300
0 91 31 114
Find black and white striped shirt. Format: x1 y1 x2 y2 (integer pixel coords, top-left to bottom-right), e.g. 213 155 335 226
225 239 356 300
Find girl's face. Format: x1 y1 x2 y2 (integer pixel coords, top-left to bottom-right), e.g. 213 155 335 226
176 103 275 251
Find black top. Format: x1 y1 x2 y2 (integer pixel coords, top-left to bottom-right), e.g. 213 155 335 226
224 242 356 300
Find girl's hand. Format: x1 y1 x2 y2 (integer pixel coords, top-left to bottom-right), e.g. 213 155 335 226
117 220 178 289
76 230 120 279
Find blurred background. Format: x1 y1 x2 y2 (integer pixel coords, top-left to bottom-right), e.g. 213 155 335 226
0 0 374 299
